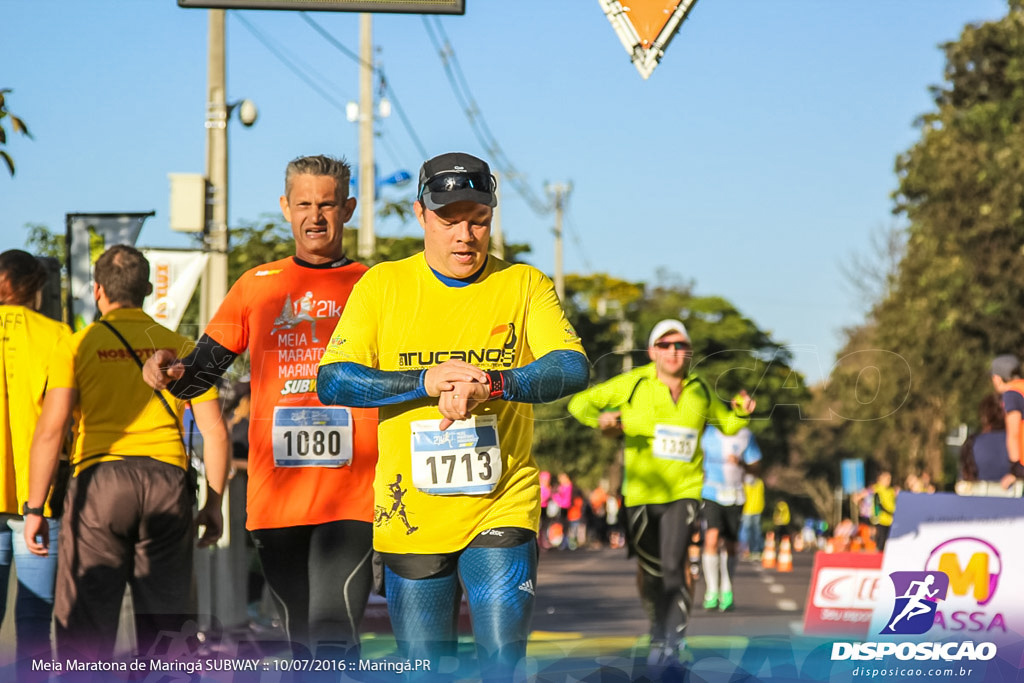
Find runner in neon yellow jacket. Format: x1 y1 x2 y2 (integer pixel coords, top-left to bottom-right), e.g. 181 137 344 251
568 319 755 670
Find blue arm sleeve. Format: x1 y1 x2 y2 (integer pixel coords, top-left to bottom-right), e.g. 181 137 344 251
500 350 589 404
317 362 428 407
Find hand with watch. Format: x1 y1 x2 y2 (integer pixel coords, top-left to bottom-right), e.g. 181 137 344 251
437 370 505 431
23 501 52 556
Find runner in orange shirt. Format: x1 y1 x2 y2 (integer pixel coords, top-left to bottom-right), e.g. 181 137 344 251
144 155 377 659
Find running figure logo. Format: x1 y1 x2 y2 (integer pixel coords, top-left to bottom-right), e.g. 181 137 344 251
375 474 418 535
270 291 321 342
882 571 949 635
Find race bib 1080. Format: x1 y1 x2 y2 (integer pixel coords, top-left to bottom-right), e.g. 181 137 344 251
272 406 353 468
409 415 502 495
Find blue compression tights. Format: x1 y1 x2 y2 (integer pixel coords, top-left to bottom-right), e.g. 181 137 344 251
384 541 537 680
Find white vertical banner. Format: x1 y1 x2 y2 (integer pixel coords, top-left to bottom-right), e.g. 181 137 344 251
141 249 209 331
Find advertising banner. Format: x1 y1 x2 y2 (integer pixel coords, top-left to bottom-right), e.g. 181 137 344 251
848 492 1024 680
803 551 883 636
141 249 209 332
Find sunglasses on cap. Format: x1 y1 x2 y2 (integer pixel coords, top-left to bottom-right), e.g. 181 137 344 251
654 341 691 350
417 170 496 199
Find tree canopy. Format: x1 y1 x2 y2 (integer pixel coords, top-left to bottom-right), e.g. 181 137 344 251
535 270 810 491
794 1 1024 498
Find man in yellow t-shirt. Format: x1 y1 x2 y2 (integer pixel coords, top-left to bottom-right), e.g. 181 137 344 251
0 250 71 665
872 470 897 551
317 152 589 679
741 473 766 560
23 245 229 661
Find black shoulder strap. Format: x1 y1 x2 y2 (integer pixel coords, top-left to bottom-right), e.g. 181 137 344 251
98 320 185 443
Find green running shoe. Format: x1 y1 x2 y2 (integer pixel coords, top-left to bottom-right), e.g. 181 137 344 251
719 591 735 612
702 593 719 610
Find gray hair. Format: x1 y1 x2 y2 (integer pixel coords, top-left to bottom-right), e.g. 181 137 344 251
284 155 352 200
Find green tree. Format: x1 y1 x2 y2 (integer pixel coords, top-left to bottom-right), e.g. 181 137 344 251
530 272 645 488
0 89 32 176
631 275 811 474
794 1 1024 495
25 223 63 260
540 272 812 496
563 272 644 382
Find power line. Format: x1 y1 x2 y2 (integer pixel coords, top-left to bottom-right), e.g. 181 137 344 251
300 13 429 160
233 13 349 115
422 16 550 216
299 12 367 67
564 204 594 273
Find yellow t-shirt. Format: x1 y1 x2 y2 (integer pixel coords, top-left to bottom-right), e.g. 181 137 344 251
47 308 217 475
0 305 72 516
318 253 585 554
743 477 765 515
874 485 896 527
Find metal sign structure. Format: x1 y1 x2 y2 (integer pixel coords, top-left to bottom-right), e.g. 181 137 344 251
178 0 464 13
598 0 699 79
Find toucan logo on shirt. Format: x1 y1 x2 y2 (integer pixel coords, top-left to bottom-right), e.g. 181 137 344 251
397 323 517 369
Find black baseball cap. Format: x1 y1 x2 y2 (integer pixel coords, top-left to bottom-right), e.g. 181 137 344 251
417 152 497 210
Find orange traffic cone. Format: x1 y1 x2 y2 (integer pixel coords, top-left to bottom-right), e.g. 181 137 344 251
777 536 793 572
793 534 805 553
762 532 776 569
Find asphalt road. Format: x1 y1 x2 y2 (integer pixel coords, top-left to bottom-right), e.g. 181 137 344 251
531 543 814 639
0 543 823 681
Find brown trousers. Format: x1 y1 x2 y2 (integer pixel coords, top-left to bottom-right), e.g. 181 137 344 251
54 457 193 661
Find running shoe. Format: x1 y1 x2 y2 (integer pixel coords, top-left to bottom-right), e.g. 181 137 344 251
702 593 719 610
719 591 735 612
646 640 667 668
661 639 691 680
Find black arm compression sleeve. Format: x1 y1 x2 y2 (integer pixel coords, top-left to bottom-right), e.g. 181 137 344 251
165 334 239 400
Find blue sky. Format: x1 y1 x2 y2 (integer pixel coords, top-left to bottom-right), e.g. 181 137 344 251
0 0 1010 383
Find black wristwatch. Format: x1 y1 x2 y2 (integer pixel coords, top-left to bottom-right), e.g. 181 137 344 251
22 502 44 517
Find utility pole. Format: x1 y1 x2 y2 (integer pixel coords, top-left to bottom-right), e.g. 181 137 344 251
201 10 229 328
357 14 375 260
545 182 572 301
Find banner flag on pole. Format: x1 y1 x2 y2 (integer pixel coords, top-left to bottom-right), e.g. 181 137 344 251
141 249 210 333
597 0 700 79
65 212 154 330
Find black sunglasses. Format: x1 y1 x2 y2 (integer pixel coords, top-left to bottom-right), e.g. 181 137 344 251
654 341 691 350
418 171 496 199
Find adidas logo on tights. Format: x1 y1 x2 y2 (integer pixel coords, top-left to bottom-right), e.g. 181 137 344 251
518 580 535 595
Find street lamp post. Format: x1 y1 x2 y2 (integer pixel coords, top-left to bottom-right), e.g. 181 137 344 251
194 9 256 634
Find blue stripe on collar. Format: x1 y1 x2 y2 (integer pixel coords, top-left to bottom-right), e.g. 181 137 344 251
428 256 488 288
